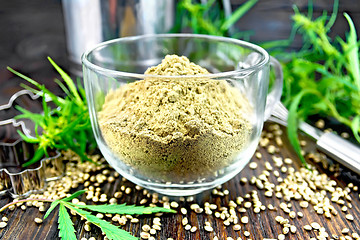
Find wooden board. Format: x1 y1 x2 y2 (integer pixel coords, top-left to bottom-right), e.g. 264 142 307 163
0 123 359 240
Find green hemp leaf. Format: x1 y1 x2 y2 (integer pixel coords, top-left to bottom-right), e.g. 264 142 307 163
43 190 176 240
58 204 77 240
7 57 97 167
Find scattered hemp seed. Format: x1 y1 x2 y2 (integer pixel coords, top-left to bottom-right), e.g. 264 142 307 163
39 205 46 212
84 224 91 231
1 217 8 222
0 222 7 228
249 162 258 169
182 217 188 226
299 201 309 208
311 222 321 230
241 216 249 224
289 211 296 219
345 214 354 221
264 191 273 198
184 224 191 231
282 227 289 235
244 202 252 208
244 231 250 237
114 192 122 198
278 234 285 240
352 233 359 238
180 208 187 215
240 177 248 184
170 202 179 208
324 212 332 219
315 119 325 128
140 232 151 239
275 216 284 223
233 224 241 231
304 225 312 231
255 152 262 159
152 225 161 231
204 225 214 232
142 225 151 232
34 218 43 224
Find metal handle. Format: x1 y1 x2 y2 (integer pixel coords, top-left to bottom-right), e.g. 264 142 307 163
317 132 360 175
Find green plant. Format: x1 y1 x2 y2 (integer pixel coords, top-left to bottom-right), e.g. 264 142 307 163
173 0 257 39
7 57 97 167
0 190 175 240
174 0 360 165
276 0 360 162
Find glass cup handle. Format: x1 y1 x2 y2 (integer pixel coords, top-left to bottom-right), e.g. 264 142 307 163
264 56 283 121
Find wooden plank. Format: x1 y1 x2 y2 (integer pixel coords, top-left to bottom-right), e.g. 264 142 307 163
0 123 359 239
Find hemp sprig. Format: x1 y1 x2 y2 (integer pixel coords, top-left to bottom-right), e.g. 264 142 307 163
0 190 176 240
174 0 257 39
277 1 360 163
7 57 97 167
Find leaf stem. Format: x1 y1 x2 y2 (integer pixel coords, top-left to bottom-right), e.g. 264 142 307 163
0 198 54 213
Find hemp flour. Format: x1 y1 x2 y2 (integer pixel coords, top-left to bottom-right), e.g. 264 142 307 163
99 55 253 182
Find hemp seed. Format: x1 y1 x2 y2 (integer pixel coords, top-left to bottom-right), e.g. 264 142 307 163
345 214 354 221
241 216 249 224
304 225 312 231
0 222 7 228
204 225 213 232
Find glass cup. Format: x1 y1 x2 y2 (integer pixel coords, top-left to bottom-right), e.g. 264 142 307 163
82 34 282 196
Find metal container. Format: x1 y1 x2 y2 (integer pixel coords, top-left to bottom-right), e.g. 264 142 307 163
62 0 175 75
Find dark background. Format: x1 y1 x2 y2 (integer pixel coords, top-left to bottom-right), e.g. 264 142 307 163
0 0 359 105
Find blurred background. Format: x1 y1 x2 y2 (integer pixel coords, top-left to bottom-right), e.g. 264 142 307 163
0 0 359 104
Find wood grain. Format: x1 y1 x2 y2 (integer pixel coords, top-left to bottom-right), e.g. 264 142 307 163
0 123 359 240
0 1 360 239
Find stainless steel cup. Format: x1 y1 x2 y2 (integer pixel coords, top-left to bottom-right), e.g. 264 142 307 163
62 0 175 75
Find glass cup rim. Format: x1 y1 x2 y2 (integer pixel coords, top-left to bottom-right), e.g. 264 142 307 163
81 33 270 79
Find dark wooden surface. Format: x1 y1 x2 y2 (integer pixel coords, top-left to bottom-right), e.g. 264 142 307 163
1 0 360 239
1 0 360 105
0 123 359 239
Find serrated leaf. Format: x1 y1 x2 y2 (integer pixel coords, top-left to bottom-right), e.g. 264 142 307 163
58 204 77 240
74 203 176 215
60 190 86 203
65 204 137 240
44 200 60 220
